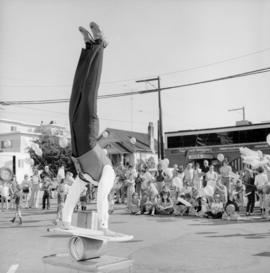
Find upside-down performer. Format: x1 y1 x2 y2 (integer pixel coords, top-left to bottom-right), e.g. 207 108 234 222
61 22 115 234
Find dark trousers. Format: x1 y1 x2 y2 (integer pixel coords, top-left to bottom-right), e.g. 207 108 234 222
42 191 50 209
246 192 255 213
69 40 104 157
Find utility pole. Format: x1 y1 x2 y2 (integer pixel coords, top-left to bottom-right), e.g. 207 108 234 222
136 77 164 159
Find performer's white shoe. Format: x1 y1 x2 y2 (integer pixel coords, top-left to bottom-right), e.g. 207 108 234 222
78 26 94 43
89 21 108 48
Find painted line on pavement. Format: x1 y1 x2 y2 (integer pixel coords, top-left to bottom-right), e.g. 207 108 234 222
6 264 19 273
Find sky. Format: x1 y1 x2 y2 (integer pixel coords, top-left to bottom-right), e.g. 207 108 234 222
0 0 270 137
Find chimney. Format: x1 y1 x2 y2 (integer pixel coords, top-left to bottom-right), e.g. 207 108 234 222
148 122 155 153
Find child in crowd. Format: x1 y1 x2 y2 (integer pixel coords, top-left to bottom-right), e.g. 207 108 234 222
214 178 227 204
156 188 174 215
130 192 141 214
233 180 244 209
1 181 11 210
55 179 66 223
10 184 23 224
196 197 209 217
173 193 191 216
21 174 31 208
42 177 51 210
204 194 224 219
222 203 240 220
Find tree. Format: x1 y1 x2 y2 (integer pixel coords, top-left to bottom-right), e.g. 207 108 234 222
28 124 76 176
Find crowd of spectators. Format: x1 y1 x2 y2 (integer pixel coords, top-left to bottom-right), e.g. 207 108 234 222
112 159 270 220
1 157 270 225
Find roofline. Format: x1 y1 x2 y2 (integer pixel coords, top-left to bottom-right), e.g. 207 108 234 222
0 132 41 137
0 118 66 129
165 122 270 136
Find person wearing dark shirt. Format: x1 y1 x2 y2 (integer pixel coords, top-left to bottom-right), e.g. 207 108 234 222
201 160 210 187
242 168 256 216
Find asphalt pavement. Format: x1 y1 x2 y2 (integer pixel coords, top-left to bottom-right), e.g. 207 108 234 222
0 201 270 273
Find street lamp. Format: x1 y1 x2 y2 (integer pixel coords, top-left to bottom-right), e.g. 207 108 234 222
136 77 164 159
228 106 246 121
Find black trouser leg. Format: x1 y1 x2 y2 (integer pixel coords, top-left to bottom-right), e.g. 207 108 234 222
69 41 104 157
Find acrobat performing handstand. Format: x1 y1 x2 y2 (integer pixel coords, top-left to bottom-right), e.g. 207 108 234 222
61 22 115 235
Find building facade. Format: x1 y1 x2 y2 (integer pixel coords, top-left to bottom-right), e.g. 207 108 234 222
165 122 270 171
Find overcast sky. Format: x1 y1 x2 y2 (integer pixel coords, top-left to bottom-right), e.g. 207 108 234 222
1 0 270 136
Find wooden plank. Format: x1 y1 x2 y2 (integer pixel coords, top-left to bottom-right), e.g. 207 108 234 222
47 226 134 242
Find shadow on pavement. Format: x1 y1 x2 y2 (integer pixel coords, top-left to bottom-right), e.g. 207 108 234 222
42 234 71 238
205 232 270 239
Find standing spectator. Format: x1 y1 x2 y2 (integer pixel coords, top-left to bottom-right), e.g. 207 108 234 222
171 166 184 200
126 165 136 212
135 170 143 198
184 163 194 187
254 166 268 215
10 184 23 224
141 166 153 196
219 159 232 193
204 165 218 197
201 160 210 187
21 174 31 208
1 181 11 210
154 162 166 193
57 165 65 182
242 168 256 216
55 179 66 223
40 165 54 199
30 169 41 208
42 177 51 210
193 162 202 190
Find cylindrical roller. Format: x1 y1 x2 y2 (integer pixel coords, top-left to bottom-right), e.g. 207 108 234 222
68 236 107 261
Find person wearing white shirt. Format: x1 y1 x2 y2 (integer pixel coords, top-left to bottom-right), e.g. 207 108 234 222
255 167 268 211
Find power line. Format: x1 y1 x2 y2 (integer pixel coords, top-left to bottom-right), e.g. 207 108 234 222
10 105 147 125
1 66 269 105
1 47 270 88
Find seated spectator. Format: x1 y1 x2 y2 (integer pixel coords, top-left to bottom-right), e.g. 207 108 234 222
204 194 224 219
173 193 191 216
140 192 155 215
130 192 141 215
196 196 209 217
222 203 240 220
156 188 174 215
214 178 227 204
225 192 240 213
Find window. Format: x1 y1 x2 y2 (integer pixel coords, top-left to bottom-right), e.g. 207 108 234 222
10 126 17 132
167 127 270 148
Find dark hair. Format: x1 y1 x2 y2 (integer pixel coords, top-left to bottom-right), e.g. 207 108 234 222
257 166 264 173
